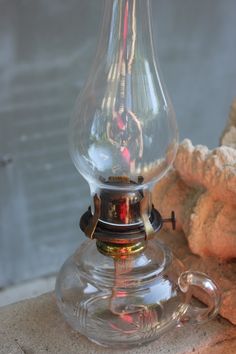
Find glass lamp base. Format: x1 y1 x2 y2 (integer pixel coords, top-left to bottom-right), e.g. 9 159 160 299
55 238 220 348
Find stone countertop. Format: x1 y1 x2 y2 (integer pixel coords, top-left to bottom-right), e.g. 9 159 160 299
0 292 236 354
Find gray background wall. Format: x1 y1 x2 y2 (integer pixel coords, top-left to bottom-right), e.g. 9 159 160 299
0 0 235 287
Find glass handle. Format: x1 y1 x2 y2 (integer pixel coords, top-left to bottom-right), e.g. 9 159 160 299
178 271 221 324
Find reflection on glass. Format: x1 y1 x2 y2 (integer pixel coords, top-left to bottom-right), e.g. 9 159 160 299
70 0 178 190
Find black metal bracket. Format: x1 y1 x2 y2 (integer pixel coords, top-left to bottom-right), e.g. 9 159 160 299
162 211 176 230
80 206 176 243
80 205 163 243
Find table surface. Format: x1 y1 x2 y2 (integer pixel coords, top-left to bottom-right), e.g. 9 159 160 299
0 292 236 354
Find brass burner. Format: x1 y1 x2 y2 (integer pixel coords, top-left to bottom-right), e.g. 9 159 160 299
96 240 146 258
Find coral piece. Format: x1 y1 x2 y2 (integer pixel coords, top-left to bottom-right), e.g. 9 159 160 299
187 192 236 259
153 100 236 325
153 139 236 260
174 139 236 205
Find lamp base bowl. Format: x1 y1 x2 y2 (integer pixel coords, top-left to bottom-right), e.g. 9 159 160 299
55 238 190 348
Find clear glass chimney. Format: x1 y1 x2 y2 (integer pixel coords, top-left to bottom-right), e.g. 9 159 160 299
69 0 178 192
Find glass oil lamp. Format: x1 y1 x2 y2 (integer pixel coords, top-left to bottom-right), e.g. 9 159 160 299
55 0 220 348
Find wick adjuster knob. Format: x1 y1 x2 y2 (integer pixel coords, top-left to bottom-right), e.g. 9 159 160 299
162 211 176 230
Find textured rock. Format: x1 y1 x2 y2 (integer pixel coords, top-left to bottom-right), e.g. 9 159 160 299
0 291 236 354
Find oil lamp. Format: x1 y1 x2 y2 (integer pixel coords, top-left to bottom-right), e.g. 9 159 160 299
55 0 220 348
